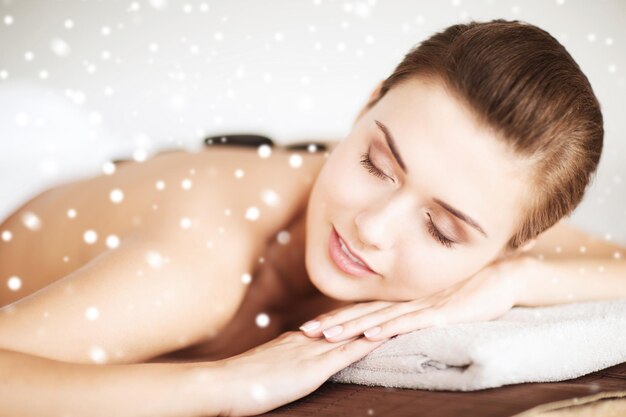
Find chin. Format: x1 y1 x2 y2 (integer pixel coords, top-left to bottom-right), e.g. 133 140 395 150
304 247 345 300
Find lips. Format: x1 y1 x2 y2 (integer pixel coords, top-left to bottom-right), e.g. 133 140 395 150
335 230 373 272
328 226 376 277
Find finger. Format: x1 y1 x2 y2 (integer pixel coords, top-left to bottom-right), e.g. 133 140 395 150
316 335 391 377
276 332 365 358
320 301 432 342
362 308 452 341
280 330 363 356
299 301 395 337
309 334 362 355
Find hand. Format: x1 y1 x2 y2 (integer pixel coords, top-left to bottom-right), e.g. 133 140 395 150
207 330 391 417
298 255 529 342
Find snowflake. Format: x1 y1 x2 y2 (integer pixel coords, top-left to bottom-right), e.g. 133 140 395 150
146 251 164 268
85 306 100 321
7 276 22 291
289 154 303 168
261 189 280 207
133 148 148 162
21 212 42 230
277 230 291 245
258 144 272 158
245 206 260 221
256 313 270 328
1 230 12 241
181 178 193 190
84 230 98 244
109 188 124 203
106 235 120 249
50 38 70 57
250 383 268 402
102 161 116 175
89 346 108 364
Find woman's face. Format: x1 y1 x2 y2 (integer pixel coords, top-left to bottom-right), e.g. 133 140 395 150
305 77 531 301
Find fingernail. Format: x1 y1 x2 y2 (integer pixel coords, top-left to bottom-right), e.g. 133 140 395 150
299 320 320 332
323 325 343 338
364 326 381 338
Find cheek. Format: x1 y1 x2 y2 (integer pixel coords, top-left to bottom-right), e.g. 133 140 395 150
317 149 373 210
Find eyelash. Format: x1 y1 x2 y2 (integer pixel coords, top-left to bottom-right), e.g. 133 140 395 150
359 151 390 181
359 151 456 249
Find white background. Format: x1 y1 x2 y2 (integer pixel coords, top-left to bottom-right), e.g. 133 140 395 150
0 0 624 243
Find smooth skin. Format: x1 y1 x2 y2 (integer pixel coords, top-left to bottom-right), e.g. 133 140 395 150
205 331 390 417
0 331 389 417
297 77 625 345
0 142 358 416
0 140 373 416
1 77 624 416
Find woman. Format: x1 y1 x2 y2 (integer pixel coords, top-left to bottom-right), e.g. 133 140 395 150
0 19 624 417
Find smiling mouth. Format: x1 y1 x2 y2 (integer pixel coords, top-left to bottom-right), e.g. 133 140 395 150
328 226 377 277
338 235 368 267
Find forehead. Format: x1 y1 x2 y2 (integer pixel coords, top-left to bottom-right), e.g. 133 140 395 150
370 78 530 238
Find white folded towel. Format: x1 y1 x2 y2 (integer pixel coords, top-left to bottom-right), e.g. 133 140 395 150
329 298 626 391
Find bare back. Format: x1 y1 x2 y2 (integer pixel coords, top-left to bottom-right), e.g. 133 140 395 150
0 141 341 362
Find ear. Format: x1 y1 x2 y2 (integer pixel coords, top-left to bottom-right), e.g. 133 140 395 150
353 79 385 125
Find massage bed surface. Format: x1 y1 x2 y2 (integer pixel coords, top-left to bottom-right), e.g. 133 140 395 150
259 361 626 417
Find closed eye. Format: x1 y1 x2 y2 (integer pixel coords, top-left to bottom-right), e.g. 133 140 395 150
359 150 457 249
426 213 456 248
359 151 390 181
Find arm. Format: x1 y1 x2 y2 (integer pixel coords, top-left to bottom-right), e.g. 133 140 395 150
0 348 224 417
297 220 626 344
0 220 256 415
514 220 626 306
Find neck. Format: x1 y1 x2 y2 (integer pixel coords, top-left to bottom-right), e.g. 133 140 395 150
262 199 349 319
259 141 349 318
264 202 317 304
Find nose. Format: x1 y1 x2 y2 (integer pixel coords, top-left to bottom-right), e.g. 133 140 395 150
354 193 414 251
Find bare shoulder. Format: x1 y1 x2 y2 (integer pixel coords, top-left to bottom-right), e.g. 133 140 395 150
171 143 329 240
0 148 268 364
0 216 259 364
527 219 623 258
0 140 336 364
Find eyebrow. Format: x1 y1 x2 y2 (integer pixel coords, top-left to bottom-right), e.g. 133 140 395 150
374 119 488 238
